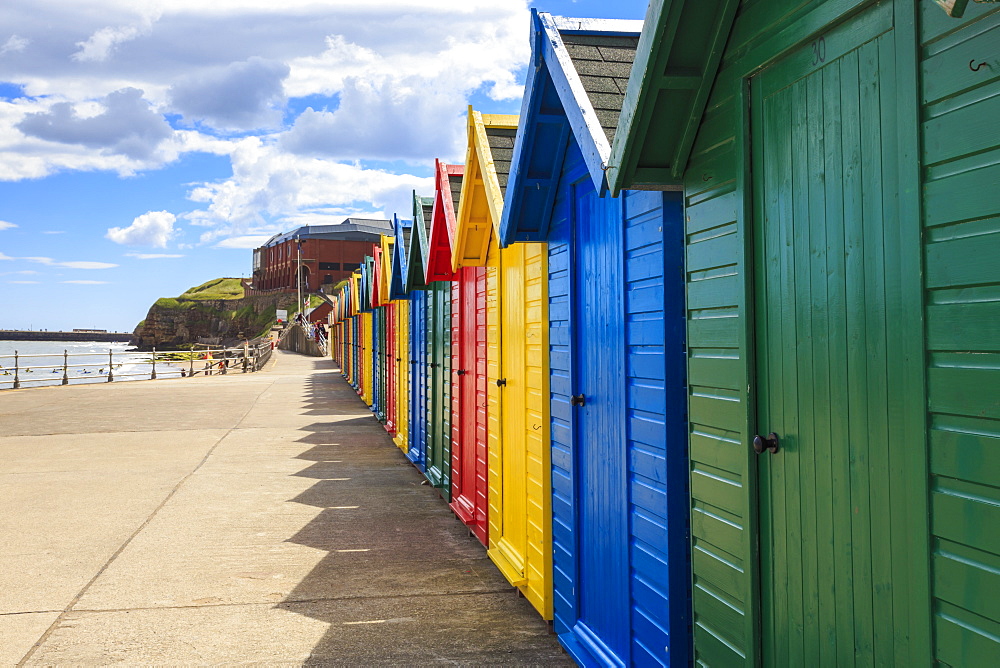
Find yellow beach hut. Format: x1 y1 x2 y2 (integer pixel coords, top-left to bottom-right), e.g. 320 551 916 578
453 107 551 619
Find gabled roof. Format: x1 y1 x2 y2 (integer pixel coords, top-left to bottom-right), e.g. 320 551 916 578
500 11 642 245
378 234 393 305
361 255 375 312
405 191 434 292
390 215 411 300
607 0 739 193
452 107 519 269
371 244 385 308
426 160 464 282
351 270 362 316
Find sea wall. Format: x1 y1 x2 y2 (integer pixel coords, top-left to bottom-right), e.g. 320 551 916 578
277 324 326 357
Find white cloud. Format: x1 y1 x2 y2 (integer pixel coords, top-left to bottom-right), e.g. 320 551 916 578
215 235 272 249
279 80 464 161
58 261 119 269
8 280 39 284
106 210 177 247
0 220 17 230
170 57 289 131
62 280 110 284
16 88 172 160
72 24 148 63
125 252 184 259
14 255 118 269
184 138 431 239
42 230 65 234
0 0 530 249
0 35 29 56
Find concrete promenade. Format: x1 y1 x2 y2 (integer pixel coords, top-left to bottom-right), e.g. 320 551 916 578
0 351 569 666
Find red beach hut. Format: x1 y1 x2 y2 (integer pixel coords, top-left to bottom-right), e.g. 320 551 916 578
426 160 489 545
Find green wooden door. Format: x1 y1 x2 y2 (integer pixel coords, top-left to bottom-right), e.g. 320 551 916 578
751 5 912 665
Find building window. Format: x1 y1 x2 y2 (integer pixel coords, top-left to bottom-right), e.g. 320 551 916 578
342 262 360 271
319 262 340 270
323 274 333 284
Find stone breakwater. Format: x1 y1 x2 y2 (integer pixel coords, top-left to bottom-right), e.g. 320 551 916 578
0 331 132 343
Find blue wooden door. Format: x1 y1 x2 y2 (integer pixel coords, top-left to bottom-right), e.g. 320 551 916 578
408 291 426 470
572 177 629 660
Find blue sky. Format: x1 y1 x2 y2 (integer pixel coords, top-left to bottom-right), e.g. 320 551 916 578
0 0 648 333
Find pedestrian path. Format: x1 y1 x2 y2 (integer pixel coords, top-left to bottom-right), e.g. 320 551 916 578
0 350 569 665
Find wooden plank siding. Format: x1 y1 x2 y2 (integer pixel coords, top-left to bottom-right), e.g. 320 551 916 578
393 299 410 453
677 1 927 664
920 4 1000 666
456 109 552 619
408 290 427 471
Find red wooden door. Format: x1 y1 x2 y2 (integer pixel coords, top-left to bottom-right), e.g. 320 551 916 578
385 303 397 433
471 266 488 544
449 277 468 522
448 266 489 545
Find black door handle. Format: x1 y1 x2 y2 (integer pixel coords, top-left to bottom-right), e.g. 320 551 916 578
570 394 586 407
753 433 780 454
496 378 506 387
456 369 467 376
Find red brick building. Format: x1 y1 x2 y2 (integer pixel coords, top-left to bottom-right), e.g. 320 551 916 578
249 219 390 294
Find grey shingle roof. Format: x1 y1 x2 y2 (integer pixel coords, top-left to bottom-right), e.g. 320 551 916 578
559 33 639 146
422 202 433 238
485 127 517 196
401 226 412 254
449 173 463 215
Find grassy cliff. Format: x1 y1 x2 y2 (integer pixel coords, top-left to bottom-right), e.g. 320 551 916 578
134 278 296 348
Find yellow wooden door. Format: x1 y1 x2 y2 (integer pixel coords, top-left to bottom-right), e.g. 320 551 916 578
394 300 410 452
362 312 373 406
486 238 552 619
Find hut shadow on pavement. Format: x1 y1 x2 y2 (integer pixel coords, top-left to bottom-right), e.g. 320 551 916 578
274 361 570 665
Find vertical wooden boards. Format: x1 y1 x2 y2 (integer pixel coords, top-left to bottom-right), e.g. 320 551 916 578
548 143 689 666
573 171 630 662
385 303 397 434
473 267 489 543
753 15 900 662
448 278 465 513
921 5 1000 666
374 307 384 419
424 284 439 482
487 239 552 619
448 267 489 542
407 291 427 471
676 1 927 664
362 312 373 407
393 299 410 453
425 281 452 499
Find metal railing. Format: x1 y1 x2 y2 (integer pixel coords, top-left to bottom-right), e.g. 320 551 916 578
0 337 275 391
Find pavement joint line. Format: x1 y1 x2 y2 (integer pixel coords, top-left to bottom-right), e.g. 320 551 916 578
0 610 62 617
15 375 279 668
63 588 519 615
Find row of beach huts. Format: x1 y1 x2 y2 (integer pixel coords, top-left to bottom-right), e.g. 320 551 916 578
324 4 999 667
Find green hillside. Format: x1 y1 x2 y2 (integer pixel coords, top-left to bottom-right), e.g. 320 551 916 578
178 278 245 300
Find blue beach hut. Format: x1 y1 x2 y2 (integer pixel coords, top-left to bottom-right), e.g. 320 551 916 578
404 193 433 472
500 12 689 666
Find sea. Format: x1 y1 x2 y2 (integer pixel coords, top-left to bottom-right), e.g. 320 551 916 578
0 340 185 391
